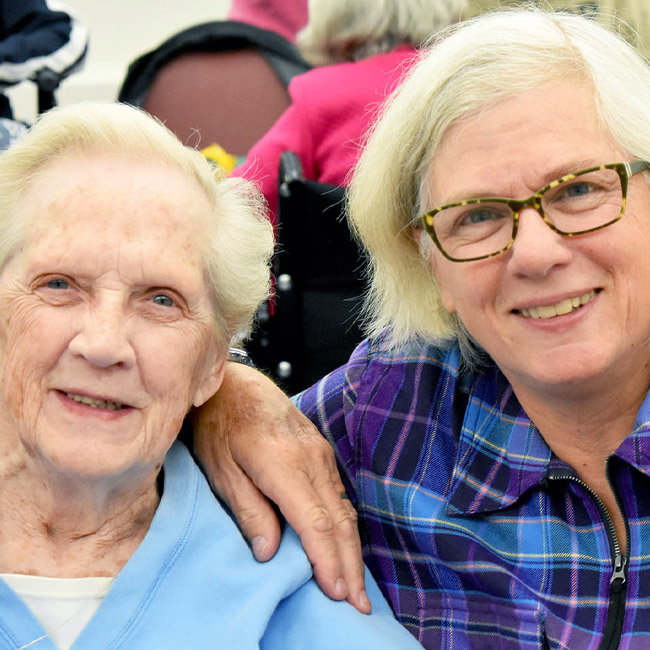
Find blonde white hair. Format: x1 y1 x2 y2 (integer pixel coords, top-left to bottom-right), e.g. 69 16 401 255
296 0 467 65
348 6 650 355
0 101 274 348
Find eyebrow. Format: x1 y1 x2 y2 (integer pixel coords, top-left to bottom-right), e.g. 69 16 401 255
435 159 607 206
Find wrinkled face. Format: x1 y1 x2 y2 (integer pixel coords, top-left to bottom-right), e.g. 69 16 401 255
426 83 650 399
0 153 225 481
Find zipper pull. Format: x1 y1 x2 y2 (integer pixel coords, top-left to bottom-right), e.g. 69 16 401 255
610 553 627 586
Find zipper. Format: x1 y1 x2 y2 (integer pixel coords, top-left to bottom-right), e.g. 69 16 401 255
547 461 629 650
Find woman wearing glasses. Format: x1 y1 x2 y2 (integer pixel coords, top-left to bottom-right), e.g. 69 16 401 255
195 7 650 648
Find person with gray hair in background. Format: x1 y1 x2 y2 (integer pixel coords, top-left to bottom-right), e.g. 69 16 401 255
195 6 650 648
232 0 467 224
465 0 650 58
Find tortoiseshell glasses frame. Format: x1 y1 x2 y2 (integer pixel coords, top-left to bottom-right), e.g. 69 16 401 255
421 160 650 263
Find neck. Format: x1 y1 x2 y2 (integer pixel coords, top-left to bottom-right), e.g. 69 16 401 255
0 441 160 577
509 366 649 553
508 358 650 490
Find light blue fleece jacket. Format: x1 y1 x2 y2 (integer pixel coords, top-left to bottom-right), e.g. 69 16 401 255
0 442 423 649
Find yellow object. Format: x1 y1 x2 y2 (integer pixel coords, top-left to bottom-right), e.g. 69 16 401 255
201 143 239 174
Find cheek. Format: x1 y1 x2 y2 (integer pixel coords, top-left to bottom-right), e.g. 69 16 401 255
431 256 503 326
0 303 71 424
136 326 214 413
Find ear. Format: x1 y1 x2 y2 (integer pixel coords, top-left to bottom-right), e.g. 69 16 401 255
191 346 227 408
414 228 457 315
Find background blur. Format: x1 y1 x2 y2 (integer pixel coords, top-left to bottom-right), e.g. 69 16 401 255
6 0 231 123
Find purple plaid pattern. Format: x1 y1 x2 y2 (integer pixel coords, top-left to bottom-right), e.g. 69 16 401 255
294 334 650 649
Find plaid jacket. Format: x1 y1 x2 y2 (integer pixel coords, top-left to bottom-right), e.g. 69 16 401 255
295 334 650 649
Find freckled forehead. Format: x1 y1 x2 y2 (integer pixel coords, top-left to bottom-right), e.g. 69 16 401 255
20 153 210 259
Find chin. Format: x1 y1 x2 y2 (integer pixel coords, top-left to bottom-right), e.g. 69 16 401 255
37 439 144 480
503 345 616 393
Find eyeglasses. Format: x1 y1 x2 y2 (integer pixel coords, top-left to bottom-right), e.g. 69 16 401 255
421 160 650 263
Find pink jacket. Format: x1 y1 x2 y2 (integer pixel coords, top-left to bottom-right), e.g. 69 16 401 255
233 46 418 224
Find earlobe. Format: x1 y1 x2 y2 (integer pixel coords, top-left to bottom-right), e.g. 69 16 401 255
438 279 457 314
192 355 227 408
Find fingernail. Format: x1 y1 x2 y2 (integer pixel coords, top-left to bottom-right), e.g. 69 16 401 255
359 590 371 613
335 578 348 598
252 536 268 561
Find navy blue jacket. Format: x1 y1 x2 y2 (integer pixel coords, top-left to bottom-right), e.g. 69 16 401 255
0 0 87 117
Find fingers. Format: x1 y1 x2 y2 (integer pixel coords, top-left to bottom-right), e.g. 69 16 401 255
320 484 371 614
309 490 371 614
191 375 284 561
249 431 370 613
216 468 283 562
194 420 284 561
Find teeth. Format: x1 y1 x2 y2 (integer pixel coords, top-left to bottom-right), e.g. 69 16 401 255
580 292 592 305
537 304 557 318
66 393 125 410
554 298 574 316
520 290 596 319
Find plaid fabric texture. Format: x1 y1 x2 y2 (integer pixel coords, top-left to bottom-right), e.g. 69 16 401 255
295 334 650 649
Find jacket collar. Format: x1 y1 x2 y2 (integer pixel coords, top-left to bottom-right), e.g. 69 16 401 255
446 362 553 516
446 358 650 516
612 387 650 479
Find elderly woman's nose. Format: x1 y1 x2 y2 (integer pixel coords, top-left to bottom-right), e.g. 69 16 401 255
507 206 573 276
68 298 136 368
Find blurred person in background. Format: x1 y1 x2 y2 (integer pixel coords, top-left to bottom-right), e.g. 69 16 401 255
0 0 87 120
233 0 467 223
465 0 650 58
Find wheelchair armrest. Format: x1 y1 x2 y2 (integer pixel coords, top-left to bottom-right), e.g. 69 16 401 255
279 151 304 198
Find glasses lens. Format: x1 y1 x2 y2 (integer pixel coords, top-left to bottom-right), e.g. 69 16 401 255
542 168 623 233
431 201 513 260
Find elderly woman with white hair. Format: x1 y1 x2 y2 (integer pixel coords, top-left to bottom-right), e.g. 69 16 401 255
0 101 424 650
195 6 650 648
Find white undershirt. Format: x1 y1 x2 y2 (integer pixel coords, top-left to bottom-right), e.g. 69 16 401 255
0 573 113 650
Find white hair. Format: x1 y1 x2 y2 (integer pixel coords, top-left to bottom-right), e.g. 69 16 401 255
297 0 467 65
348 6 650 357
0 101 274 348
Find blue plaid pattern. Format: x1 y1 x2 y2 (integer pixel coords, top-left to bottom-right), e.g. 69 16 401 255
295 334 650 649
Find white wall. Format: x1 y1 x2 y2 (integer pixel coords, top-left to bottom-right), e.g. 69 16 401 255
7 0 231 123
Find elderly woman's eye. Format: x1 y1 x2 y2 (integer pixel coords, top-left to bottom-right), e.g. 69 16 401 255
152 294 175 307
46 278 69 290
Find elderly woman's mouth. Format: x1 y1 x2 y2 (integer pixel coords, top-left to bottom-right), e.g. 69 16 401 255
518 289 597 319
64 392 128 411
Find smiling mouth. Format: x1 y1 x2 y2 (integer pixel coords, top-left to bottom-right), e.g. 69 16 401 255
65 392 127 411
518 289 597 319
